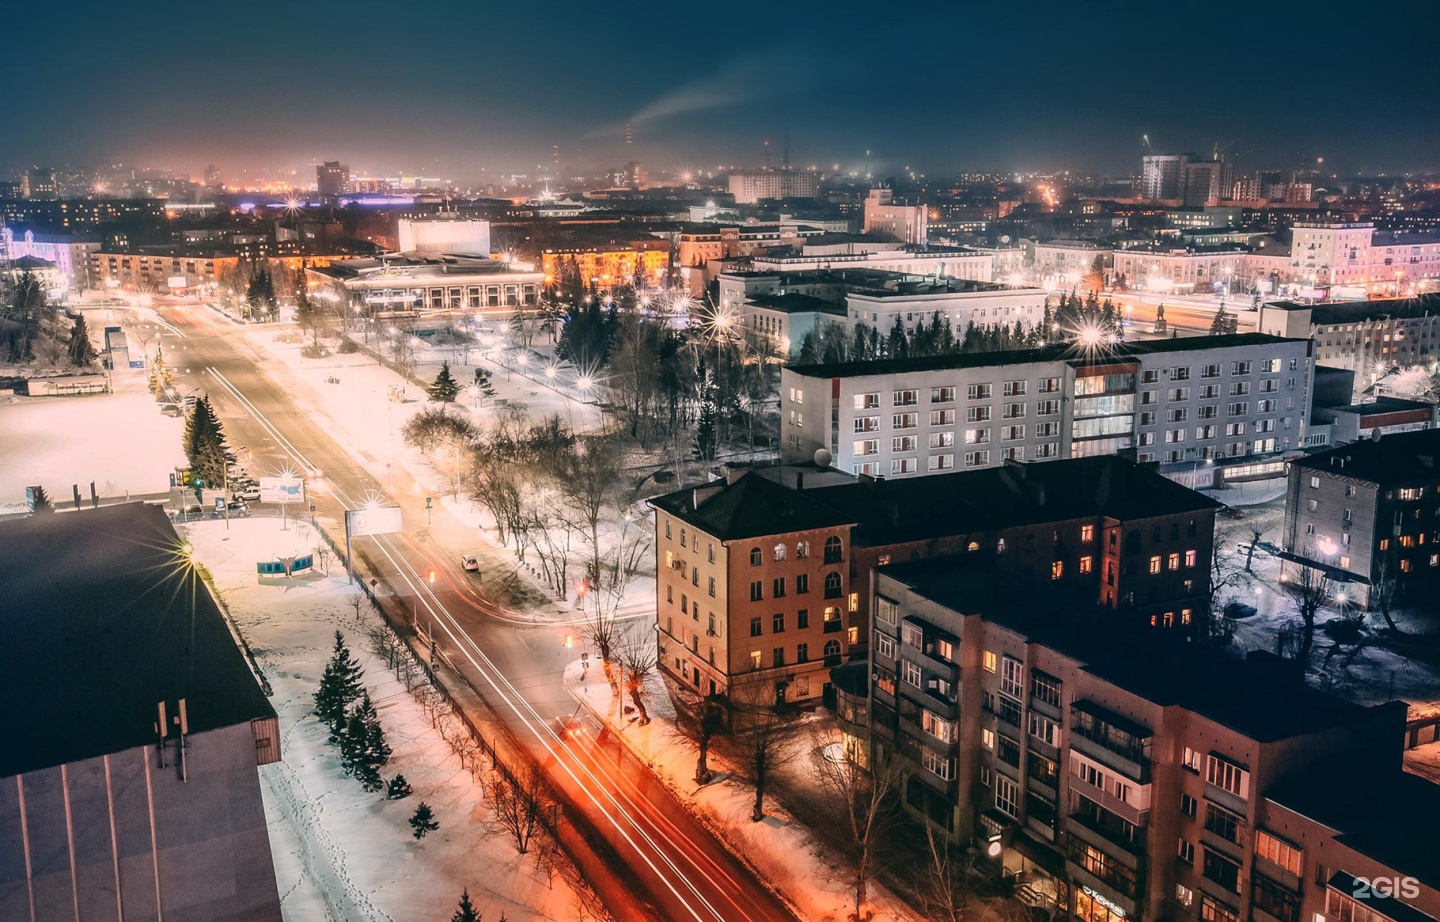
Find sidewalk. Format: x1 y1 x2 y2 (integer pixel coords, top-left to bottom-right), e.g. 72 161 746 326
564 662 923 922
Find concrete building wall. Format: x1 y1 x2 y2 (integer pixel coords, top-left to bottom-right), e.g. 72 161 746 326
0 722 281 922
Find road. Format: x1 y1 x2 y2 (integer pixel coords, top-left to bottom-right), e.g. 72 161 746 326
153 304 800 922
1046 288 1260 340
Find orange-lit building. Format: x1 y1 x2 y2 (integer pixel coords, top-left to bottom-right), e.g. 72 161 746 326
540 240 672 288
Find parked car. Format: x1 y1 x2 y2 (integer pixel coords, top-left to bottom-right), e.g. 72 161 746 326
226 500 250 517
1219 505 1245 520
1224 602 1258 619
234 485 261 501
460 555 480 572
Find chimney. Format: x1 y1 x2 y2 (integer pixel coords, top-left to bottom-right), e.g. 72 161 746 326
693 484 724 508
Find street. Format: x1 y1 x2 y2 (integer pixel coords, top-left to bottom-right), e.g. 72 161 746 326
154 303 800 922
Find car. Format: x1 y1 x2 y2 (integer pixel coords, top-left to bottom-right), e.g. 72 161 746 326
460 555 480 572
1224 602 1258 619
556 715 584 739
234 485 261 501
1220 505 1245 520
226 500 250 517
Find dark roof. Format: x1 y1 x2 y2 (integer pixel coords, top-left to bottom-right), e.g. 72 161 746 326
786 333 1302 380
648 472 859 541
748 292 846 315
1321 396 1435 416
879 555 1392 743
809 456 1220 546
1268 770 1440 888
0 504 274 777
1289 428 1440 482
1268 293 1440 324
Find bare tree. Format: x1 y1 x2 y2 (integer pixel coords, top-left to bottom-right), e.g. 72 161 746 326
1198 538 1242 646
813 748 903 921
1244 526 1266 574
683 694 727 785
1371 549 1403 634
616 640 658 725
916 825 980 922
1284 559 1331 675
486 763 549 855
725 674 800 823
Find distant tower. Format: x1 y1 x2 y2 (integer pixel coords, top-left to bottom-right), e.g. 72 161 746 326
625 123 633 146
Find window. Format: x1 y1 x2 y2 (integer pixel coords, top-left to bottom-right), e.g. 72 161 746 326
750 547 762 566
1178 839 1195 865
998 735 1021 767
931 386 955 403
1185 549 1197 567
893 388 918 406
1149 555 1162 574
982 727 995 749
1168 552 1180 570
967 383 991 400
1079 555 1093 574
1204 803 1243 843
922 709 955 743
772 647 785 668
901 660 922 687
823 572 842 598
1002 402 1026 419
929 453 954 471
1205 753 1249 798
750 616 763 637
874 596 898 626
854 392 880 410
964 450 990 467
965 427 990 444
1252 877 1300 922
708 576 716 596
1028 753 1058 787
772 612 785 633
929 431 955 449
967 405 991 422
893 413 918 430
1255 830 1302 876
983 651 998 672
1002 425 1025 441
1003 380 1027 396
891 458 918 475
1200 895 1240 922
796 642 809 663
1051 560 1064 580
1029 712 1058 745
1203 848 1242 893
874 633 894 658
823 536 843 563
1031 672 1061 707
773 577 786 598
797 609 810 629
922 748 954 781
854 415 881 433
901 621 924 648
1081 524 1095 543
1181 792 1197 818
750 581 763 601
823 607 842 633
994 775 1019 819
1176 884 1195 908
929 409 955 427
1000 656 1024 697
750 651 762 670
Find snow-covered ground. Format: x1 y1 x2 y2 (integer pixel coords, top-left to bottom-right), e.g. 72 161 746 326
0 363 183 514
185 517 587 922
565 663 923 922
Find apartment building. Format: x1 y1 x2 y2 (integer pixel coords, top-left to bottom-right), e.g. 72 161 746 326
868 558 1409 922
781 333 1314 486
844 278 1047 335
1258 294 1440 378
727 168 822 204
1281 428 1440 608
749 242 994 282
1029 240 1112 287
863 188 929 245
1112 245 1251 294
649 472 860 706
650 457 1219 705
1287 222 1440 290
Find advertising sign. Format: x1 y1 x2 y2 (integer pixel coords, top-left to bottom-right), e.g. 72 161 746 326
346 505 402 537
259 477 305 504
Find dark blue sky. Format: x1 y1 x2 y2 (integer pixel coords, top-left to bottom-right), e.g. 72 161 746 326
8 0 1438 180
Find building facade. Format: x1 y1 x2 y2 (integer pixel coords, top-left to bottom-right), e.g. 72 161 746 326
308 254 544 315
781 334 1314 486
727 168 822 204
1281 428 1440 608
1258 294 1440 379
868 559 1411 922
863 189 929 245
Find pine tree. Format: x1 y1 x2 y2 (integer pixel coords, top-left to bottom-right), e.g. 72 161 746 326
410 802 439 839
340 692 390 791
386 774 413 800
694 377 719 461
1210 303 1237 335
67 313 98 367
429 361 460 406
187 397 228 489
30 486 55 514
314 631 365 733
451 890 480 922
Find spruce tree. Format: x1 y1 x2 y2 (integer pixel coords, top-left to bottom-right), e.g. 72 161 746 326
451 889 480 922
428 361 460 406
67 313 98 367
1210 303 1237 336
314 631 365 733
30 486 55 514
187 397 228 489
410 802 439 839
386 774 413 800
694 379 719 461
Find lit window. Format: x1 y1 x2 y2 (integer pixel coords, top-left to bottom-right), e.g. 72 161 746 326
1079 555 1093 574
1051 560 1064 580
983 651 997 673
1149 555 1162 574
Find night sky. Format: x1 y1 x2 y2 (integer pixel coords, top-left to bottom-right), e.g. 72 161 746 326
8 0 1438 180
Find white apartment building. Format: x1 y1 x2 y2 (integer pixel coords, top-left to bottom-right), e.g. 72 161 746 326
1112 245 1251 293
845 279 1047 334
1027 240 1111 287
751 243 993 281
780 333 1313 485
1291 222 1376 287
1258 294 1440 379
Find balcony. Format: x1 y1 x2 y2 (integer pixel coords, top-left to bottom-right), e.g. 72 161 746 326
1069 700 1153 783
1068 767 1150 828
1067 803 1147 861
915 643 960 684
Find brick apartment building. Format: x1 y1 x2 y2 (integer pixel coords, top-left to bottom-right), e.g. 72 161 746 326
862 558 1425 922
1281 428 1440 608
649 455 1218 707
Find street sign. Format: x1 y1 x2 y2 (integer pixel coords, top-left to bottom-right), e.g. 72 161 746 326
259 476 305 504
214 497 225 512
169 472 177 489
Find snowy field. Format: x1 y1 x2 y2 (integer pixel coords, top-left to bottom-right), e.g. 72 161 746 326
566 665 923 922
185 517 587 922
0 368 183 514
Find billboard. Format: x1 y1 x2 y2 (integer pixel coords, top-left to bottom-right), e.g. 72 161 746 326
259 476 305 504
346 505 402 537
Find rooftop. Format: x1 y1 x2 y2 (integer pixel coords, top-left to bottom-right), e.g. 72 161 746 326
0 503 275 777
747 292 846 315
1269 770 1440 888
648 471 859 542
1267 293 1440 324
880 557 1395 743
313 252 542 281
845 277 1016 298
785 332 1302 379
1320 396 1437 417
1291 427 1440 482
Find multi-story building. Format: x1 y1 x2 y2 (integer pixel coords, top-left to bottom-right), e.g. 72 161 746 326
1112 245 1251 294
21 166 58 199
1141 154 1191 201
741 292 848 357
781 333 1314 486
863 189 929 245
0 227 102 290
1280 428 1440 608
749 241 994 282
540 239 672 288
868 557 1409 921
92 246 241 293
1258 293 1440 380
727 168 821 204
0 503 283 921
649 456 1219 706
844 278 1047 336
1290 222 1377 288
308 252 544 315
0 197 166 231
1181 158 1233 207
316 160 351 201
1028 240 1112 288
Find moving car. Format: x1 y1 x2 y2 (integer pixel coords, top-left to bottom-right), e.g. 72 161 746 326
234 485 261 501
460 555 480 572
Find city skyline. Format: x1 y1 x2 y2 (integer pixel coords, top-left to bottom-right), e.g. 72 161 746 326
7 0 1440 180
